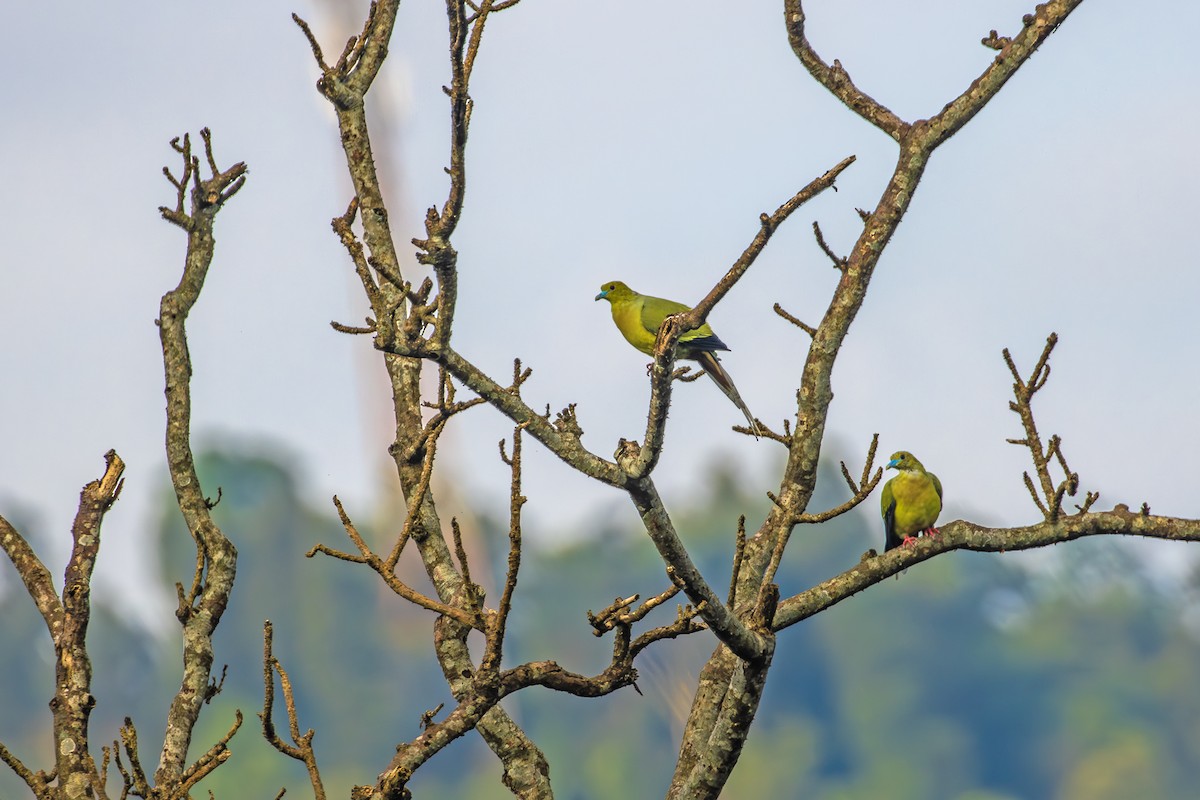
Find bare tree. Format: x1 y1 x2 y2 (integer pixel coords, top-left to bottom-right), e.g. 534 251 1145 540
2 1 1198 799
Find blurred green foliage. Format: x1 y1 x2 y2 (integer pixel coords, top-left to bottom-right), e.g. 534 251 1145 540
3 443 1199 799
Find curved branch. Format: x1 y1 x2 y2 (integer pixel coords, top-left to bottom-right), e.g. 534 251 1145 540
0 516 64 641
155 129 244 789
783 1 907 140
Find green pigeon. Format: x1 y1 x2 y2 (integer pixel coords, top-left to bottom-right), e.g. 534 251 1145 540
880 450 943 551
595 280 761 437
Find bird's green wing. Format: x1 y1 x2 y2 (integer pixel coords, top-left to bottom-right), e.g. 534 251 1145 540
638 294 691 334
930 472 943 503
638 295 728 352
880 479 901 552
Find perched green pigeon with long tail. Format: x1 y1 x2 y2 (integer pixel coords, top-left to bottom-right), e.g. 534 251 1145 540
880 450 943 551
594 281 761 437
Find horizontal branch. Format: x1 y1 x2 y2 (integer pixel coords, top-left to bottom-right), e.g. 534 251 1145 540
376 654 638 798
773 506 1200 630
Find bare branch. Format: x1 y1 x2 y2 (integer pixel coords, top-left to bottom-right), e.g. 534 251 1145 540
783 2 907 140
775 507 1200 631
812 220 848 270
261 621 327 800
589 584 683 636
0 741 46 799
176 710 242 798
923 0 1088 150
155 128 245 791
118 718 151 798
0 515 65 644
1003 333 1090 521
614 443 770 664
630 604 707 656
728 517 747 608
760 436 882 598
773 303 817 338
481 423 528 675
312 497 480 628
385 418 445 571
680 155 856 332
450 518 473 588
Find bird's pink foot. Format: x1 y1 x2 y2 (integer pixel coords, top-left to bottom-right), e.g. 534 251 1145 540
923 526 941 539
901 536 919 548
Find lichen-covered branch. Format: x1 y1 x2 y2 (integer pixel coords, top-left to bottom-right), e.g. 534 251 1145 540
774 507 1200 630
614 441 771 664
297 2 556 795
0 451 123 800
921 0 1088 150
784 2 907 140
54 450 125 799
672 3 1093 797
154 128 244 791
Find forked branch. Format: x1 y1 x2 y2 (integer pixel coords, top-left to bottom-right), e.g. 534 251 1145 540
261 621 327 800
1003 333 1098 520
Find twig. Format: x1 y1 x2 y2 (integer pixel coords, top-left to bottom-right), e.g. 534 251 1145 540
728 517 747 607
481 423 528 674
1003 333 1092 521
312 497 480 628
773 303 816 338
812 220 848 270
761 435 882 596
261 621 327 800
118 718 151 798
175 710 242 798
451 518 473 588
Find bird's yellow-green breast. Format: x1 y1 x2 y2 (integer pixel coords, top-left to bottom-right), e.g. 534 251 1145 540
880 450 943 550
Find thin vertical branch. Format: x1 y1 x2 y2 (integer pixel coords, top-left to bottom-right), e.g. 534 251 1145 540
155 128 245 790
261 621 328 800
481 424 527 675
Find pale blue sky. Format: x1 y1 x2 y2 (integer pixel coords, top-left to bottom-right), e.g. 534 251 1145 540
2 0 1198 625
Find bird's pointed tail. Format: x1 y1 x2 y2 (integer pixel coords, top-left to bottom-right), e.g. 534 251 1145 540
695 351 762 439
